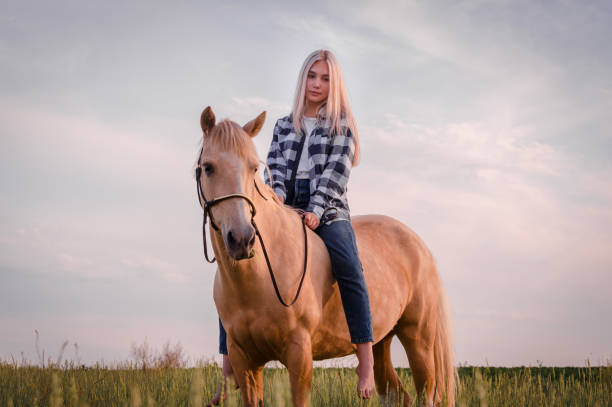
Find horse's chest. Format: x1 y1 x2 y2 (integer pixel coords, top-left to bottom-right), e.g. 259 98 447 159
229 314 287 358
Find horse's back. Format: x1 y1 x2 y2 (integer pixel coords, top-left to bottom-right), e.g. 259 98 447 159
353 214 433 274
352 214 435 341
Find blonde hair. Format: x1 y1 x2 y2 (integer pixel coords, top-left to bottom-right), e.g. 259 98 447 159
291 49 360 166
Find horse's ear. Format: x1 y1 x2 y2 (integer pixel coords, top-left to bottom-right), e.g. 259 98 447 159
201 106 216 133
243 111 266 138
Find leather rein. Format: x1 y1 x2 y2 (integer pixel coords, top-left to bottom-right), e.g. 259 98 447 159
195 164 308 307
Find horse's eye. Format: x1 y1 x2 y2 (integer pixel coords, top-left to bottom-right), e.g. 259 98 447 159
253 166 258 173
204 163 214 175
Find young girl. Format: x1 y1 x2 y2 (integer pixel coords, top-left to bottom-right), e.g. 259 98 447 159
210 49 374 404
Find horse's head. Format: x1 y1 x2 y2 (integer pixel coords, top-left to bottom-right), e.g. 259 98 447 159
196 106 267 260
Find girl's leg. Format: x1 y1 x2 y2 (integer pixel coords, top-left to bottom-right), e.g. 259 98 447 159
208 319 233 406
315 220 375 398
356 343 375 398
219 318 228 355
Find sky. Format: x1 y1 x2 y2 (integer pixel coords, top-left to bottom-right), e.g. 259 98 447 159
1 0 611 367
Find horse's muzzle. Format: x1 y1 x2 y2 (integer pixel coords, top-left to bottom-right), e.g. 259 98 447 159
224 224 256 260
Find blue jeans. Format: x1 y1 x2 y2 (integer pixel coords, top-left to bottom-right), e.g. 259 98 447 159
218 317 228 355
218 179 373 353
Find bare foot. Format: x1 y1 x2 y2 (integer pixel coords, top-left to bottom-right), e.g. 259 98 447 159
207 354 233 406
206 377 225 406
356 342 375 398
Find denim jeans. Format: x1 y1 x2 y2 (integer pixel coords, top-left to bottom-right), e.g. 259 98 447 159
218 317 228 355
218 179 373 353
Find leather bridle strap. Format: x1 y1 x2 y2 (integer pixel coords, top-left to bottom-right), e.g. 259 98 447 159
205 193 257 231
251 216 308 307
195 165 308 307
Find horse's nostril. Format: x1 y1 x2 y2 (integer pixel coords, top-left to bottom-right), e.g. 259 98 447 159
226 227 256 259
227 230 236 246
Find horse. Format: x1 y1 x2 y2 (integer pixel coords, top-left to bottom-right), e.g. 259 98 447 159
195 106 457 407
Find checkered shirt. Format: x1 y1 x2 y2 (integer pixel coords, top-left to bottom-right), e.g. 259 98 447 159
264 114 355 223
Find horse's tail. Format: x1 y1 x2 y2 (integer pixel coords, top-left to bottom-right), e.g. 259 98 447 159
434 275 458 406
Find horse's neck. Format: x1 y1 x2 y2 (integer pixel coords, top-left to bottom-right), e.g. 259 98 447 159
212 194 305 290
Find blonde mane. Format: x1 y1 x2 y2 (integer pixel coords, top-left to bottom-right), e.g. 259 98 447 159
200 119 259 163
196 119 284 208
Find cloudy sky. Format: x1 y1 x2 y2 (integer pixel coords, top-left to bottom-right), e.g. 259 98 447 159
1 0 611 367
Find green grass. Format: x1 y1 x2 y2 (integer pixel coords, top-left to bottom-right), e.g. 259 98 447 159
1 361 610 406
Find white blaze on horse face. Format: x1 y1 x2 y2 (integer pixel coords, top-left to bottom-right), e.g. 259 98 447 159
202 151 257 260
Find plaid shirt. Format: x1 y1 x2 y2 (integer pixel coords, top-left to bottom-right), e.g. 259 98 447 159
265 114 355 224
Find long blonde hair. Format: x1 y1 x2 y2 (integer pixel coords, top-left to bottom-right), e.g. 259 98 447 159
291 49 360 166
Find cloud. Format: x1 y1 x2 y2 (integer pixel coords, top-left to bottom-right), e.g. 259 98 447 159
354 112 612 262
272 11 395 57
121 255 187 283
228 97 290 119
345 1 569 77
2 0 611 367
56 252 94 271
363 118 567 177
0 100 194 187
347 108 612 365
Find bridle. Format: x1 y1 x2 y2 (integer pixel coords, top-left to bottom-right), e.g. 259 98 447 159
195 160 308 307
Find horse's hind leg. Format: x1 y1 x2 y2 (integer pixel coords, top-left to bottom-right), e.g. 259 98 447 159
395 323 436 407
373 332 410 406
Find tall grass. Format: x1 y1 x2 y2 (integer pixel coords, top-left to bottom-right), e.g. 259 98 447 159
1 360 610 406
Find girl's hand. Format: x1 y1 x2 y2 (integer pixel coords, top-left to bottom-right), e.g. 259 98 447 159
303 212 320 230
276 194 284 204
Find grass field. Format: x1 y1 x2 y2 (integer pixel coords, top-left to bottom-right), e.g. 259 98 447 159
1 361 611 406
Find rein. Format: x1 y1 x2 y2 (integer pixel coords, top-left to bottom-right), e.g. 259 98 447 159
195 165 308 307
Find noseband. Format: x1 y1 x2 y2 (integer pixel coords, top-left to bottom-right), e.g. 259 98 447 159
195 164 308 307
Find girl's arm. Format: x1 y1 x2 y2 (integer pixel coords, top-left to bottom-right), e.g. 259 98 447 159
306 126 355 219
265 119 288 201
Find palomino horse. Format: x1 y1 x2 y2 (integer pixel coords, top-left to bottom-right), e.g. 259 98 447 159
196 107 456 407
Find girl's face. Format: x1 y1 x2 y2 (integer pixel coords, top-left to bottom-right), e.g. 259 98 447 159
305 60 330 107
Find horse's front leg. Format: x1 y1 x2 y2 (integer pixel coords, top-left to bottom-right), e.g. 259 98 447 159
283 330 313 407
228 344 264 406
